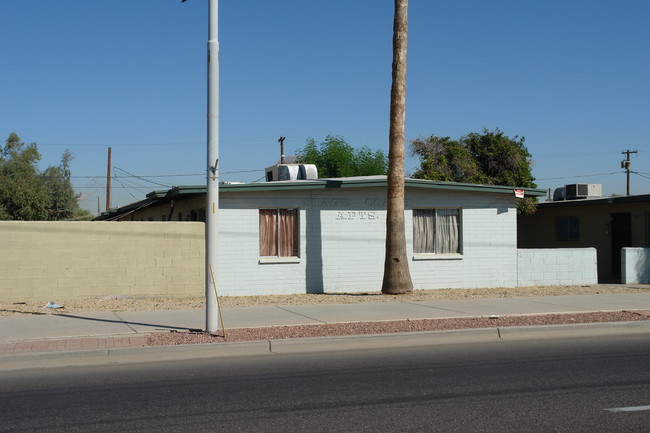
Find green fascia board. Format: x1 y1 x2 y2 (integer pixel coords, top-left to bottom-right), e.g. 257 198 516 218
145 179 545 196
93 178 545 220
217 178 546 197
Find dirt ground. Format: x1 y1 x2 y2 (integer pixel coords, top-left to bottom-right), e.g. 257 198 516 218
2 284 648 316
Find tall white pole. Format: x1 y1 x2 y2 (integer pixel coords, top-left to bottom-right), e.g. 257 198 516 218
206 0 220 332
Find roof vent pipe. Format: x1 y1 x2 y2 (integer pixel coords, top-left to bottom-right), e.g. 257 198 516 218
279 136 286 164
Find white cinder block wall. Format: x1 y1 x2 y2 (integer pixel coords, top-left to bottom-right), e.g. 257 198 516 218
2 185 605 303
216 186 519 295
621 248 650 284
516 248 598 286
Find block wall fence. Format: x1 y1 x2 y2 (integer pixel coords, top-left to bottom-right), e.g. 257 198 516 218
622 248 650 284
516 248 598 287
0 218 607 303
0 222 205 303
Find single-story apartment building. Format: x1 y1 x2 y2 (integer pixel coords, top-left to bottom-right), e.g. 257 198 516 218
96 176 546 296
518 193 650 282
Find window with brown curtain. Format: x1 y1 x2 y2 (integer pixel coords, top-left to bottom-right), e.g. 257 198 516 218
259 209 299 257
413 208 461 254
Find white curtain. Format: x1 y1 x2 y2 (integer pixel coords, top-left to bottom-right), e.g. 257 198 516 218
435 209 460 254
413 209 435 253
414 209 460 254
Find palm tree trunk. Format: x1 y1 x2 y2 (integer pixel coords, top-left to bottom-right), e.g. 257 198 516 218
382 0 413 294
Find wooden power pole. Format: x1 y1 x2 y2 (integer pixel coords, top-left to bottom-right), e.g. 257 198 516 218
621 149 637 196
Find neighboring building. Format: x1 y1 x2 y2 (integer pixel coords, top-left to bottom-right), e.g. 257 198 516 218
518 193 650 282
96 186 208 222
96 176 545 296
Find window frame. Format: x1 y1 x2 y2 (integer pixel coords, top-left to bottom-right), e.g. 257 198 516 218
412 208 463 259
259 208 300 262
555 215 579 241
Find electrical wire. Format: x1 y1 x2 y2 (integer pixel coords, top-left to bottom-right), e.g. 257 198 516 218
34 136 295 147
631 171 650 181
69 168 265 179
534 150 615 159
114 167 170 188
535 171 621 181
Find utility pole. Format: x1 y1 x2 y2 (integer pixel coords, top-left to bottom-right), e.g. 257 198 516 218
205 0 221 333
621 149 637 196
106 147 112 211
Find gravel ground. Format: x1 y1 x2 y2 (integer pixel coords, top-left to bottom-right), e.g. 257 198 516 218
146 311 649 346
2 284 648 316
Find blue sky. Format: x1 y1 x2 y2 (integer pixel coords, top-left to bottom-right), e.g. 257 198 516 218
2 0 648 213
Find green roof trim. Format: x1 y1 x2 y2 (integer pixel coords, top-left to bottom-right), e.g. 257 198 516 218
218 177 546 196
93 177 545 220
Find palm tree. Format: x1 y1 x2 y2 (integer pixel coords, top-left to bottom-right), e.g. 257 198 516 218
382 0 413 294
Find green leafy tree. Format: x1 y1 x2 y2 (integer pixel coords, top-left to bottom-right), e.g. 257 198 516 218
410 128 537 214
0 133 84 220
0 133 49 220
296 135 388 178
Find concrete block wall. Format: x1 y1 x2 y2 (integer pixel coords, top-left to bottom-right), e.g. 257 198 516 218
0 222 204 303
217 187 520 295
2 187 561 302
621 248 650 284
408 191 518 290
517 248 598 287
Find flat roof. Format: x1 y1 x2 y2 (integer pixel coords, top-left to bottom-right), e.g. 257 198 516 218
94 176 546 220
538 193 650 208
217 176 546 196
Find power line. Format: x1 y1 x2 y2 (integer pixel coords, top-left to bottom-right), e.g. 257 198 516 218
111 174 138 200
70 168 263 179
533 150 614 159
35 137 290 147
36 141 204 147
114 167 170 188
631 171 650 181
535 171 621 181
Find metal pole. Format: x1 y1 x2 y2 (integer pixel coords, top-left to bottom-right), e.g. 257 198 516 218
106 147 112 211
206 0 220 332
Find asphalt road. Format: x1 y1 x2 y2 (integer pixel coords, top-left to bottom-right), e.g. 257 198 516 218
1 335 649 432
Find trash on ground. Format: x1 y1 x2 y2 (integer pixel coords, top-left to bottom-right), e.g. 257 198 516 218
43 301 63 309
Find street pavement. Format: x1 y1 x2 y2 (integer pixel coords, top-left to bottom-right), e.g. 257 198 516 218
1 290 649 370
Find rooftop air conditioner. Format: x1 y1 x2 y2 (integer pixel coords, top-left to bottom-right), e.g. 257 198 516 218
265 164 318 182
553 187 566 201
564 183 602 200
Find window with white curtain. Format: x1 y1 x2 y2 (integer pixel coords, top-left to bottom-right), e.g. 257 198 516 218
413 208 461 254
259 209 299 257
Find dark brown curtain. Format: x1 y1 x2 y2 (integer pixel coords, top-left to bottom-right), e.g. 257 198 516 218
259 209 278 256
279 209 298 257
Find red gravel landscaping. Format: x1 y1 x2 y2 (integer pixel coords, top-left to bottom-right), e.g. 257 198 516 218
145 310 648 346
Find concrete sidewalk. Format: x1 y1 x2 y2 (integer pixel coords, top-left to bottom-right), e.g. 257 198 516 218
2 292 650 357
